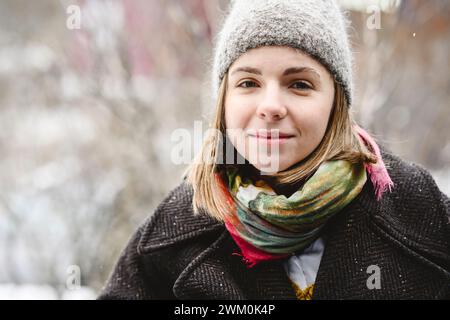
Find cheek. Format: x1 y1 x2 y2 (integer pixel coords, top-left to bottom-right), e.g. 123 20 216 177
291 102 332 138
224 99 254 129
294 108 327 129
224 102 246 149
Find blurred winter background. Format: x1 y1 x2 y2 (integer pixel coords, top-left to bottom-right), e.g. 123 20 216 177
0 0 448 299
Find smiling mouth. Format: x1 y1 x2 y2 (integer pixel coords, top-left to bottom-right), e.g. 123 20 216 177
249 135 293 139
248 133 294 140
247 134 295 145
247 130 295 139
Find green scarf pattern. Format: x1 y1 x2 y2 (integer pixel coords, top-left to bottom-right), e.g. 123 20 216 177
224 160 367 257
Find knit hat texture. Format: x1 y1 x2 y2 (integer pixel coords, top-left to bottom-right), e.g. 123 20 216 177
211 0 354 106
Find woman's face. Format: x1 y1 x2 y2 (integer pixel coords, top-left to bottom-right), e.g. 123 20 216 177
225 46 335 173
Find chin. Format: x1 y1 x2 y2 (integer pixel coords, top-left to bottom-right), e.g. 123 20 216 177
247 156 293 174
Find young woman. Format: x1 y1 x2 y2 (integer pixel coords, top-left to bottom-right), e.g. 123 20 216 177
99 0 450 300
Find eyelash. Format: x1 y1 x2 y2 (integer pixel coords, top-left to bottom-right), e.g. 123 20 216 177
237 80 312 90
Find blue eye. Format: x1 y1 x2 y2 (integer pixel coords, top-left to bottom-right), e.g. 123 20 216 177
291 81 312 90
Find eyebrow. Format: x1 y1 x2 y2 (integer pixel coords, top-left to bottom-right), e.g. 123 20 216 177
230 66 321 79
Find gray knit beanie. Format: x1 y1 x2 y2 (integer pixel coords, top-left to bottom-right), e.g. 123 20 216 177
211 0 354 106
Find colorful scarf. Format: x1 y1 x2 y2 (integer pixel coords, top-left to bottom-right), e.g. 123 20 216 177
216 125 394 267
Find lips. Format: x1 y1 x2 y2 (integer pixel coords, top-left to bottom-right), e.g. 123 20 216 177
247 129 295 139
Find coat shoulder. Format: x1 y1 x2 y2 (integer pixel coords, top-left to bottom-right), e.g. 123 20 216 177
381 147 448 207
136 181 224 255
98 181 224 299
371 147 450 272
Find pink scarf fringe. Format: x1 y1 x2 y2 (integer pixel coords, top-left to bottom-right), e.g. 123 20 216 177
354 125 394 201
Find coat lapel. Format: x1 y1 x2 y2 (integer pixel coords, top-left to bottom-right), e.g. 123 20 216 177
138 183 298 299
172 229 297 299
311 180 371 299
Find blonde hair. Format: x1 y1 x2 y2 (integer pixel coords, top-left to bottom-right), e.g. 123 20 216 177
184 71 377 222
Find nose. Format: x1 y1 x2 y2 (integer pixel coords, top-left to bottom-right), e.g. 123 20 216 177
256 84 287 122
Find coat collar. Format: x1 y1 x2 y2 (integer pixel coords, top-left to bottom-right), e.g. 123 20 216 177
137 150 450 299
137 184 223 254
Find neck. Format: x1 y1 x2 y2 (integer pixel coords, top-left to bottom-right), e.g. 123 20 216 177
239 164 306 198
271 182 303 198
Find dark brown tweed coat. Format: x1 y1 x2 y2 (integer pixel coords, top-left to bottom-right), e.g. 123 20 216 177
98 150 450 300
